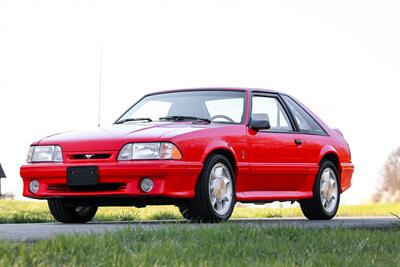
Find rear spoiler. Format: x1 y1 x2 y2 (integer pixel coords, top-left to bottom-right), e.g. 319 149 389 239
0 163 6 178
332 128 344 138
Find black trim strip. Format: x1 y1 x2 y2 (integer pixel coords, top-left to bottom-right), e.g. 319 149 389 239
280 94 328 136
248 91 298 133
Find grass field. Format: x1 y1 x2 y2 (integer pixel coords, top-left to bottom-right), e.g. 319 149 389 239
0 200 399 223
0 225 399 266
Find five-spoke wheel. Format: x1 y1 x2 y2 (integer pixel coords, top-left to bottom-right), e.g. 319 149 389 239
179 154 236 222
319 168 339 214
209 163 234 216
300 161 340 220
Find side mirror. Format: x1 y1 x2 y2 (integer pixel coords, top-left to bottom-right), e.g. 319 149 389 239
249 118 271 131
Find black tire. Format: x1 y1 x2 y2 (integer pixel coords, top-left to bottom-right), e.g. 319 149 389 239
48 199 98 223
178 204 195 221
300 161 340 220
181 154 236 223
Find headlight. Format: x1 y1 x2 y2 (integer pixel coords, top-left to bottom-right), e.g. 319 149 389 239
118 142 182 160
27 145 63 163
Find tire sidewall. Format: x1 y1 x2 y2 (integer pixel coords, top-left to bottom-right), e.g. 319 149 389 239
202 154 236 220
314 161 340 218
48 199 98 223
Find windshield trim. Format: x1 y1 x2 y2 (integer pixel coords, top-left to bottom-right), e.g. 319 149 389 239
114 89 247 125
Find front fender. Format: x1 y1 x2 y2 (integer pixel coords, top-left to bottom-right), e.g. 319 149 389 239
201 141 239 164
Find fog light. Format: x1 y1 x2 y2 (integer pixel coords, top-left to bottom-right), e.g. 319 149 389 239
140 177 154 193
29 180 40 194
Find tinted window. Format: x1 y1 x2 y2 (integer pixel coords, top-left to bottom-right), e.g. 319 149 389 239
118 90 245 124
205 98 244 123
282 95 326 135
251 95 293 132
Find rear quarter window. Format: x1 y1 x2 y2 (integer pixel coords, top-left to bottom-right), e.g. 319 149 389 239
282 95 326 135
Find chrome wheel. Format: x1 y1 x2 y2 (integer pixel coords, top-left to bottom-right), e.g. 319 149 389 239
209 163 233 216
180 154 236 223
320 168 339 213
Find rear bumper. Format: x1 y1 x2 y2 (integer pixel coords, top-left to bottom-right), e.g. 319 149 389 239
340 162 354 192
20 161 203 200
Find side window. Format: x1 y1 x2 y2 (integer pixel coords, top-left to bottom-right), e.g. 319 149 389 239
282 95 326 135
251 95 293 132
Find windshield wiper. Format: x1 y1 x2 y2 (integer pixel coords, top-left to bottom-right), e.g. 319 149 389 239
115 118 153 124
159 116 211 124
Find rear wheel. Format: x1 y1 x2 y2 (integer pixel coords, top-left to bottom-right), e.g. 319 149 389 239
179 154 236 223
300 161 340 220
48 199 98 223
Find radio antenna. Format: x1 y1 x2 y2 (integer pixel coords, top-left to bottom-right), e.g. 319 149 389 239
97 43 103 127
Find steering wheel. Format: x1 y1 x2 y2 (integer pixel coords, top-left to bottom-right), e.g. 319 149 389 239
211 115 235 123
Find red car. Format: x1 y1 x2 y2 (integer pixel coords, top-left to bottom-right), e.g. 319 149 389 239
20 88 354 223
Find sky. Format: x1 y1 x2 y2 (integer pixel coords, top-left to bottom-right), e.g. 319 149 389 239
1 0 400 204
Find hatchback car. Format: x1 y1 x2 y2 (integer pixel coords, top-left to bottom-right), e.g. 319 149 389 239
20 88 354 223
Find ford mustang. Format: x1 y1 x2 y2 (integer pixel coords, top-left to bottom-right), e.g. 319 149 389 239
20 88 354 223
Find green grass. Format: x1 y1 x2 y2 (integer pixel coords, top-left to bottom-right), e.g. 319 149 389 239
0 225 399 266
1 200 400 224
1 200 400 266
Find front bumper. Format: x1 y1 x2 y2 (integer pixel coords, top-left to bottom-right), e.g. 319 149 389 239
20 161 203 199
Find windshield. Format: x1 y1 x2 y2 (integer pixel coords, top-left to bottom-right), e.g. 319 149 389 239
117 90 246 124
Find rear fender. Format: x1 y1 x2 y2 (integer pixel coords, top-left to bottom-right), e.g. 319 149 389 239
318 145 340 164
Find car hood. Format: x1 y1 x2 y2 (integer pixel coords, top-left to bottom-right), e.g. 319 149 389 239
37 122 215 152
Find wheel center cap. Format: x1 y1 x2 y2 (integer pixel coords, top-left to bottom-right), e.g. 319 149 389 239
214 178 226 200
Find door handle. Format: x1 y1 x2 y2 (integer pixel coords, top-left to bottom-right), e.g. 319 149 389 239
295 139 303 146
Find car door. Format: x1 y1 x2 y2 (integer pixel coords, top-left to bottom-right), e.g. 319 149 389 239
281 95 328 164
245 93 308 193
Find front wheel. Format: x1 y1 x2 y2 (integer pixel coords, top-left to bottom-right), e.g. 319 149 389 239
300 161 340 220
180 154 236 223
48 199 98 223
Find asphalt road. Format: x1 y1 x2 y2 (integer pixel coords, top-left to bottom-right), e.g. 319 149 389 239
0 217 397 242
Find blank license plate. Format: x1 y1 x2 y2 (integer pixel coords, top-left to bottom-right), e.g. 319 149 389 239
67 166 98 186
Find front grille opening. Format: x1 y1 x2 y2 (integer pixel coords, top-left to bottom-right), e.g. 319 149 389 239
71 154 112 160
47 183 127 192
68 183 127 192
48 185 67 191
